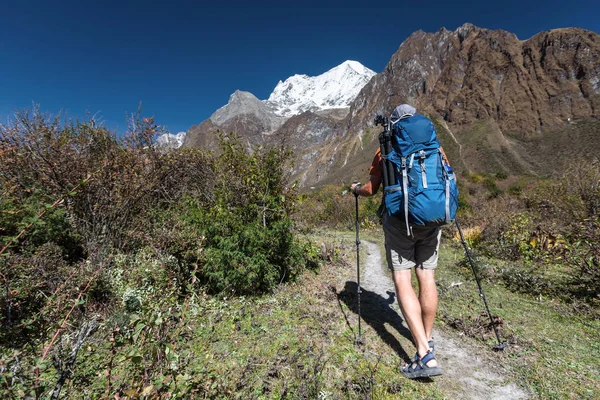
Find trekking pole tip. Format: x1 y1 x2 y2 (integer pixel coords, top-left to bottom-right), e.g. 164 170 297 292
492 342 509 351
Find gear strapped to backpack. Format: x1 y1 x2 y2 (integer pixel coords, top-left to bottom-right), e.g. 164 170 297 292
379 106 459 236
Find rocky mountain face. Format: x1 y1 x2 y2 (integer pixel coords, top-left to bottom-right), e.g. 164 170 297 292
428 25 599 137
184 90 284 151
352 24 600 134
270 111 346 185
338 24 600 179
185 24 600 187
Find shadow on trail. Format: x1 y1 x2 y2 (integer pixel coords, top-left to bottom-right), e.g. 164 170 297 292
337 281 413 363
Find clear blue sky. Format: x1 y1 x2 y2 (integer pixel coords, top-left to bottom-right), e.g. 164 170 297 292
1 0 598 134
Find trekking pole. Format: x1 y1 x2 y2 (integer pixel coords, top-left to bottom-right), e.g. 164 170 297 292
353 182 364 345
455 219 508 351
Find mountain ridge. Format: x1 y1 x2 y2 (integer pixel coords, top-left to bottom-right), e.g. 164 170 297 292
184 24 600 187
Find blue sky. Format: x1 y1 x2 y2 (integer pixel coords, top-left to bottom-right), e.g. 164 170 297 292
1 0 598 134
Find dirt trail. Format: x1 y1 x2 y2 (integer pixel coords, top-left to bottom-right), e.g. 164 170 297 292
359 240 529 399
439 119 471 175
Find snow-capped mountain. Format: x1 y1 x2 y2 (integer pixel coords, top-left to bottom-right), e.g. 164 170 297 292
267 60 376 117
156 131 186 149
185 60 376 153
197 60 375 134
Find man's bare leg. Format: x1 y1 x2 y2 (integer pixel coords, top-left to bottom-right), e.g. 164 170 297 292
393 269 437 367
415 267 438 343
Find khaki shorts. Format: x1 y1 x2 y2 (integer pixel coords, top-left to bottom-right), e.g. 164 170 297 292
383 215 441 271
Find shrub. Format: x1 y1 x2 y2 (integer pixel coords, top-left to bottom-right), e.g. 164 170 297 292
482 176 502 198
466 172 484 183
564 220 600 302
0 189 84 260
0 243 97 347
524 158 600 224
499 265 555 296
175 133 320 295
495 170 509 180
487 212 558 263
507 182 524 195
0 107 213 254
0 110 324 397
454 225 483 248
101 246 192 313
464 158 599 305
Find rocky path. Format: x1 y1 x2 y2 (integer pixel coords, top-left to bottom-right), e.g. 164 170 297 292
359 240 529 399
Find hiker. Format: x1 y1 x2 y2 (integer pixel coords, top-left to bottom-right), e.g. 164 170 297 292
351 104 455 379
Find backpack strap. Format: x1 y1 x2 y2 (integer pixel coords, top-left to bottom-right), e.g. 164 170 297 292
439 149 452 224
401 156 411 236
419 150 428 189
445 177 451 223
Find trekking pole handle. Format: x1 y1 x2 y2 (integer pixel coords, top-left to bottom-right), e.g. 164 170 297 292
352 181 361 197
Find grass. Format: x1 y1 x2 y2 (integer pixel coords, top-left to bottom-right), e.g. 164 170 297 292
3 228 598 398
434 243 600 399
433 117 600 180
28 231 445 399
429 116 465 175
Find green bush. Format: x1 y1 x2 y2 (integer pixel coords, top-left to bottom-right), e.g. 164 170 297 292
172 133 320 295
564 221 600 303
495 170 509 180
507 182 524 195
482 176 502 198
200 215 308 294
0 189 84 260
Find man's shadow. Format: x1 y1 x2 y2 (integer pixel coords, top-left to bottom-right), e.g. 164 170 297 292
337 281 413 363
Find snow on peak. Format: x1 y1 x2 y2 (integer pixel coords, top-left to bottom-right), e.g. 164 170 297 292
337 60 374 75
156 131 186 149
266 60 376 117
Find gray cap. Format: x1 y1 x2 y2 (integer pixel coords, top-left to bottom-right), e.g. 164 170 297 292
390 104 417 122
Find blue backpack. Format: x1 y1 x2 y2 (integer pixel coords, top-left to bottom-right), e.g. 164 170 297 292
383 114 459 235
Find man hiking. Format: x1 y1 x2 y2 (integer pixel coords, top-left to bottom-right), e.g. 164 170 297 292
351 104 454 379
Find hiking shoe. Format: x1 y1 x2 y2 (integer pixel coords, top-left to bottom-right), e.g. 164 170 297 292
401 350 442 379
